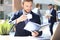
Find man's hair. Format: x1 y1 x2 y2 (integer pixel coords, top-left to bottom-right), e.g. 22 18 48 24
48 4 53 6
48 4 54 8
22 0 33 3
36 3 40 8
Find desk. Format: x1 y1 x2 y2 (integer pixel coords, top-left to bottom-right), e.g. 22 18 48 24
0 35 50 40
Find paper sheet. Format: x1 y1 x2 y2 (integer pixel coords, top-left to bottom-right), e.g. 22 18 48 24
24 21 50 32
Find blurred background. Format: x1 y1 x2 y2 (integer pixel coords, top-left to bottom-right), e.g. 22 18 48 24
0 0 60 40
0 0 60 20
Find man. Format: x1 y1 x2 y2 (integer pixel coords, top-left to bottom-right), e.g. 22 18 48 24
11 0 42 37
46 4 57 35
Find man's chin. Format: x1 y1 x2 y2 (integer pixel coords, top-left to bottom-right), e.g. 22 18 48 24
24 10 31 13
26 11 30 13
25 11 30 13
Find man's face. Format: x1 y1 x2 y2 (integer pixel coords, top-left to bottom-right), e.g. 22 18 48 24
22 1 33 13
48 6 53 10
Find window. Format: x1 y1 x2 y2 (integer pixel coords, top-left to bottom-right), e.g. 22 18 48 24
0 0 4 4
40 4 42 9
57 6 60 10
0 11 4 19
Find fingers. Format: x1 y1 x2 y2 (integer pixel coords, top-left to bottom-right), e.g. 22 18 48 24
32 31 39 37
16 15 27 23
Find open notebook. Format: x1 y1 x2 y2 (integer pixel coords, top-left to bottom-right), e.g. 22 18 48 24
24 21 50 32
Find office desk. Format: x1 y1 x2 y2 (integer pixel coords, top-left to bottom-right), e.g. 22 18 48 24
0 35 50 40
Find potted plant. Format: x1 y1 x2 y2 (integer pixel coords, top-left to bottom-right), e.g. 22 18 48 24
0 20 13 35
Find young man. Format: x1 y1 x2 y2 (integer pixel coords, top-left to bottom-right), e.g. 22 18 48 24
11 0 42 37
46 4 57 35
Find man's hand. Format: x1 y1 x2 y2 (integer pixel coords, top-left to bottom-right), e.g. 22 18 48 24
45 13 52 19
16 15 27 23
31 31 39 37
46 15 51 19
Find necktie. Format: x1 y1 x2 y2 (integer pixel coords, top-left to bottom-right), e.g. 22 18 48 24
25 19 29 24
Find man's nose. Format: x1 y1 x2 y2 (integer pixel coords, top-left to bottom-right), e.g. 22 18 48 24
28 7 31 9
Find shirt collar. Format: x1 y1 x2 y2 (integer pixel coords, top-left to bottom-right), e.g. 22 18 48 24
50 8 53 12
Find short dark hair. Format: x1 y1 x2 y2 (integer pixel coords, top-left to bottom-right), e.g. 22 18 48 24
48 4 53 6
36 3 40 8
22 0 33 3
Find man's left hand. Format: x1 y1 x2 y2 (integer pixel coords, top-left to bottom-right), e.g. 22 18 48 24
31 31 39 37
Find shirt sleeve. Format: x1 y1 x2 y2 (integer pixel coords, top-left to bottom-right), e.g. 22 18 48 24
9 11 19 24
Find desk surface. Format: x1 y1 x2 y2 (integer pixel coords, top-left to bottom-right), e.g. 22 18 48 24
0 35 50 40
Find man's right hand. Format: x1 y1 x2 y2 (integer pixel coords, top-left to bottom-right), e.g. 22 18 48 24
16 15 27 23
46 15 50 19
